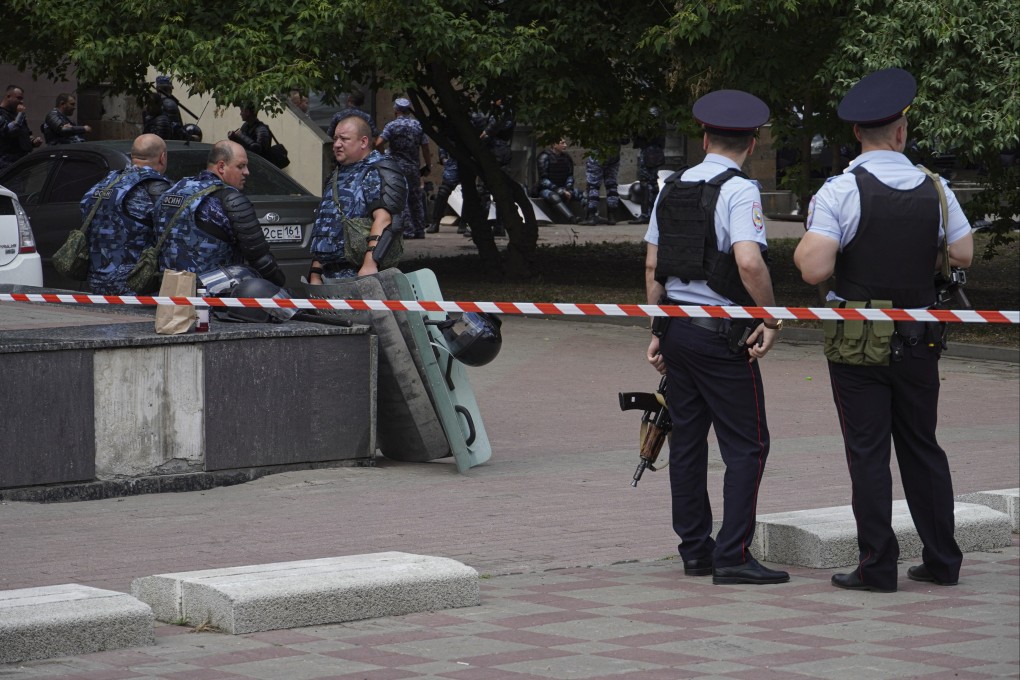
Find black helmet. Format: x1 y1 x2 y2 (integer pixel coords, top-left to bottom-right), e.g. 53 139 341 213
184 123 203 141
439 312 502 367
220 276 295 323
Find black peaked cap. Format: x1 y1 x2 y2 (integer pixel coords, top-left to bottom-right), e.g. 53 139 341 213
693 90 770 136
837 68 916 127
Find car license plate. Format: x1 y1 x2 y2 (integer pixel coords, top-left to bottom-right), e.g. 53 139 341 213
262 224 302 242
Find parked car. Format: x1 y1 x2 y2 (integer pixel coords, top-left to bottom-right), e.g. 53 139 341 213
0 183 43 286
0 140 319 290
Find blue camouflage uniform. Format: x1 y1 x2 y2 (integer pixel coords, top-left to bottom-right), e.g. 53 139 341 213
533 147 579 224
81 166 171 295
378 116 428 238
428 147 460 232
438 147 459 185
157 171 242 275
310 150 402 280
583 148 622 223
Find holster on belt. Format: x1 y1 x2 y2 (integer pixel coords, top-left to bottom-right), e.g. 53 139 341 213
892 320 945 360
726 318 761 354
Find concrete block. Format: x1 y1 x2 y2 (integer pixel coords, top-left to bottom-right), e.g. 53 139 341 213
94 344 204 478
756 501 1014 568
132 552 479 635
0 584 154 663
956 488 1019 532
0 350 94 488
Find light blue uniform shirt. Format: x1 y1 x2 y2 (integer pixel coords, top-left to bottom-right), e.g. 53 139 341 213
806 150 972 249
644 154 767 306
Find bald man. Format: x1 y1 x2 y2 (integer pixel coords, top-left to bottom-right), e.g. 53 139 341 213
156 140 284 286
79 133 172 294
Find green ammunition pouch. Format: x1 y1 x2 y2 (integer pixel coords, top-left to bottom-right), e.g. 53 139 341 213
823 299 895 366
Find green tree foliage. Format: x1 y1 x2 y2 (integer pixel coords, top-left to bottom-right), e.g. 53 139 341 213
645 0 1019 245
827 0 1019 252
4 0 1016 270
2 0 673 279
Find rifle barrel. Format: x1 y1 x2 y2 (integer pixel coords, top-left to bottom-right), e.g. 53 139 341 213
631 459 648 487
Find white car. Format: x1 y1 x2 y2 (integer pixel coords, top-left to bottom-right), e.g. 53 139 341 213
0 183 43 286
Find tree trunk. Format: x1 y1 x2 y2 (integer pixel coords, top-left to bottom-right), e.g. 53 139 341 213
416 60 539 280
457 167 502 276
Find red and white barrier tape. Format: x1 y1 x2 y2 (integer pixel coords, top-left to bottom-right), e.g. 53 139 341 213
1 293 1017 324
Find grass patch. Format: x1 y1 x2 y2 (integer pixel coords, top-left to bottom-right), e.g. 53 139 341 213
405 234 1018 349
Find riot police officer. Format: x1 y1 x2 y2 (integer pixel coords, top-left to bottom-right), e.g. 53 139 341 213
628 107 666 224
0 85 43 171
153 75 186 140
582 144 623 225
794 68 974 593
376 98 431 239
309 116 407 282
326 91 378 141
80 134 172 294
644 89 788 586
228 105 272 159
534 138 579 224
42 93 92 145
427 146 461 234
156 140 285 286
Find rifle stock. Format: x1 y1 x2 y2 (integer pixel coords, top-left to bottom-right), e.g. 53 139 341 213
619 376 672 487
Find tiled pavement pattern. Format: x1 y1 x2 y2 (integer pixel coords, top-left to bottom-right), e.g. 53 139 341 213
4 545 1017 679
2 312 1018 678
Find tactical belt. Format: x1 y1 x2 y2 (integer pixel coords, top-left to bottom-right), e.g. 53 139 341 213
664 298 731 334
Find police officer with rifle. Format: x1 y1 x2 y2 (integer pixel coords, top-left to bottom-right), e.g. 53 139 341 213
794 68 973 593
643 89 788 586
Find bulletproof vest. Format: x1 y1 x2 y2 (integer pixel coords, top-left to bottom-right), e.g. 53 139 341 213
82 167 166 277
653 168 756 306
161 95 183 126
835 166 940 308
310 153 381 263
540 151 573 189
157 175 240 274
384 118 424 164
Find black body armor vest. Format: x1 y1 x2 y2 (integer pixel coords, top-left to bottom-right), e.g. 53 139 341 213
539 151 573 189
835 166 940 309
654 167 756 306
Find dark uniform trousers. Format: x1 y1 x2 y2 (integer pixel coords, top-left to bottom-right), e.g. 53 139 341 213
828 347 963 590
660 318 769 568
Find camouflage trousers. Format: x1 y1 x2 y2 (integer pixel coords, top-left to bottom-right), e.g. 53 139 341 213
584 157 621 211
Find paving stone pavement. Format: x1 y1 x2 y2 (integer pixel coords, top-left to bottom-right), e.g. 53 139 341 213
2 545 1017 679
1 221 1018 679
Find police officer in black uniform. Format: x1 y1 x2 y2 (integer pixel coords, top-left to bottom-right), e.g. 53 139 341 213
794 69 974 592
533 137 579 224
644 89 788 586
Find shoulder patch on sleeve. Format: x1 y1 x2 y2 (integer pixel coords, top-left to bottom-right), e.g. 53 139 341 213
752 202 765 232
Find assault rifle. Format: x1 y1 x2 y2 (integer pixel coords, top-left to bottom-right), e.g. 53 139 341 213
618 376 671 487
933 267 971 310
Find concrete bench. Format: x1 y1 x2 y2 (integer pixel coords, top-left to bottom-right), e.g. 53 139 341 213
754 501 1014 568
132 552 479 635
956 488 1019 532
0 584 154 664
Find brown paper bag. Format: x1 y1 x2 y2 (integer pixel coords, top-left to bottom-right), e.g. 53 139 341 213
155 270 197 335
